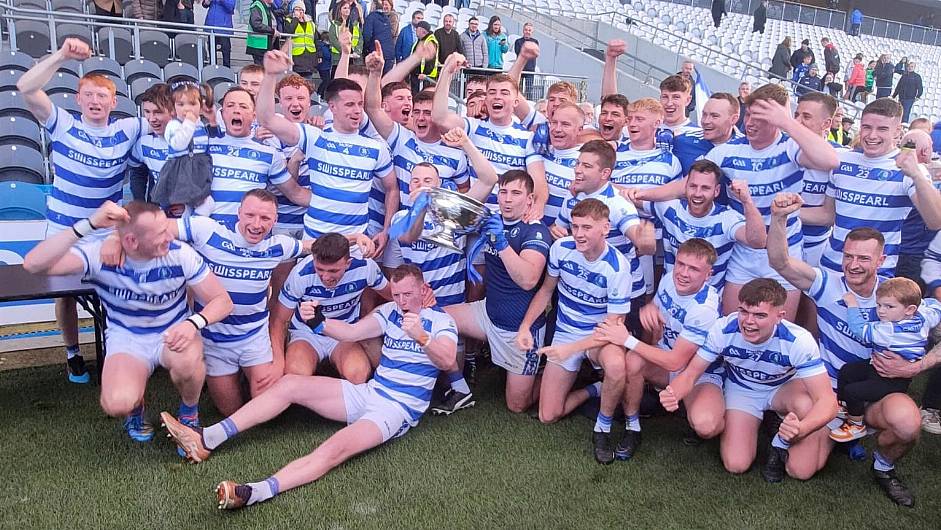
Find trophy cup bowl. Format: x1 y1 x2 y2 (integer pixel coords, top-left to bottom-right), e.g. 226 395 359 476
420 187 489 252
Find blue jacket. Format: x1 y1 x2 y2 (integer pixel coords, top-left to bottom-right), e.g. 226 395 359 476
395 24 417 62
851 9 863 24
932 122 941 156
204 0 236 35
485 32 509 69
317 39 332 75
363 10 394 59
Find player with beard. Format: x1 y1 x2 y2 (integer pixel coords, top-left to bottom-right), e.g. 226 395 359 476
672 92 744 175
540 102 585 226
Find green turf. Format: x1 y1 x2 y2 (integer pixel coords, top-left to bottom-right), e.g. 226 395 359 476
1 363 939 529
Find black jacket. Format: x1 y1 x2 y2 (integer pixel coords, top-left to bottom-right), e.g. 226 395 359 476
770 44 791 78
873 61 895 88
893 72 924 100
753 4 767 29
790 47 815 69
823 45 840 74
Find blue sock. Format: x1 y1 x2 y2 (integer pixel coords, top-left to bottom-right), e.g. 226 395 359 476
203 418 238 450
873 450 895 472
66 345 81 359
448 372 471 394
626 414 641 432
585 381 602 399
594 413 613 433
128 403 144 419
247 477 280 505
772 433 791 450
178 401 199 419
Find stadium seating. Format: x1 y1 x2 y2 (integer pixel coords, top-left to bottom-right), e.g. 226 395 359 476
0 117 43 152
0 181 47 219
0 145 45 183
125 59 163 84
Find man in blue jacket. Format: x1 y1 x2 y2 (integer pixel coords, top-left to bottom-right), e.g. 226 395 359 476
395 10 423 63
849 8 863 36
203 0 237 67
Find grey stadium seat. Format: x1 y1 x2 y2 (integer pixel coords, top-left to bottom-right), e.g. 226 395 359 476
125 59 162 84
164 62 199 83
213 81 234 104
139 31 172 67
0 116 43 152
131 77 160 104
50 0 83 12
0 70 24 92
43 71 79 95
97 27 135 65
0 145 46 184
104 75 130 98
0 91 35 121
14 20 52 58
201 64 236 87
111 96 137 120
55 24 92 49
14 0 48 8
48 92 80 117
83 56 122 77
57 59 82 77
0 51 34 72
173 34 205 67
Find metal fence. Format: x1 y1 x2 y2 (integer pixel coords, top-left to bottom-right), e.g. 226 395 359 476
447 66 590 102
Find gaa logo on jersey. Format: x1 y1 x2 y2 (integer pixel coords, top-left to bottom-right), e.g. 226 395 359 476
154 266 175 280
248 150 259 160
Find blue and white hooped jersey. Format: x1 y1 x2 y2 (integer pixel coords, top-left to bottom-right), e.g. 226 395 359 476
369 303 458 425
548 237 632 337
853 299 941 362
611 143 683 192
822 149 916 276
129 132 169 187
207 134 290 227
668 120 702 137
926 232 941 291
540 144 581 226
323 108 382 140
463 117 541 205
654 273 720 350
296 123 393 238
391 210 466 307
556 183 644 299
279 255 388 330
649 199 744 290
705 134 804 251
178 216 302 343
483 219 552 332
520 107 548 154
697 314 826 391
44 105 144 231
800 140 844 248
804 267 878 384
165 118 211 158
672 128 744 176
266 131 310 228
72 238 208 334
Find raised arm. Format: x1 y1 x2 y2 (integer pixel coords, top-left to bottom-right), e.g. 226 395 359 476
381 40 433 86
364 46 396 139
17 39 92 124
897 144 941 230
799 195 835 227
602 39 627 98
257 50 302 146
23 201 129 275
440 127 496 202
274 176 313 207
432 53 468 132
767 192 816 291
748 99 838 171
728 179 768 249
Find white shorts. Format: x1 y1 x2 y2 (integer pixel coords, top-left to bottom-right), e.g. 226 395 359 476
802 240 827 268
289 327 339 361
470 299 542 376
272 224 304 239
725 244 802 291
668 369 724 390
104 326 166 374
724 382 781 419
381 240 404 268
203 330 273 377
552 330 600 372
639 255 655 295
923 257 941 291
341 380 412 442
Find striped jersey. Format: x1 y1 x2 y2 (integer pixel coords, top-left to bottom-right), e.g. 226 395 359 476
672 128 745 175
178 215 302 343
71 238 208 334
926 232 941 291
266 131 310 228
391 210 466 307
44 105 144 231
279 255 388 331
698 314 826 391
296 123 393 238
323 108 382 140
165 118 210 158
800 140 844 249
556 182 645 299
648 199 745 290
655 272 720 350
803 267 878 383
848 299 941 361
369 302 458 424
611 143 683 191
463 117 541 205
207 134 290 227
540 144 581 226
548 237 632 337
483 219 552 331
821 149 916 276
129 132 169 187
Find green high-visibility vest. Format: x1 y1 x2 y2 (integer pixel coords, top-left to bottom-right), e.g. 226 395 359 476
412 34 439 78
330 23 361 55
246 0 270 52
291 20 316 55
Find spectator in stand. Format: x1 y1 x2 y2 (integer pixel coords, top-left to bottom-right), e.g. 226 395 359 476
130 0 162 20
790 39 815 70
792 54 812 85
485 15 509 70
736 81 750 131
203 0 236 67
435 14 463 70
394 9 422 63
329 0 363 73
711 0 726 28
246 0 279 65
909 117 931 134
822 72 843 98
797 64 823 96
839 116 853 146
460 17 489 72
770 37 792 80
894 61 924 123
850 8 863 36
284 0 319 79
860 60 875 103
679 60 697 119
94 0 122 17
872 54 895 98
821 37 840 77
316 31 333 96
752 0 767 34
514 23 539 98
932 120 941 157
896 56 909 75
845 53 866 102
363 0 396 74
410 21 437 92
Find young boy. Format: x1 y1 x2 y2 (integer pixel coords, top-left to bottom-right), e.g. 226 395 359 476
831 277 941 441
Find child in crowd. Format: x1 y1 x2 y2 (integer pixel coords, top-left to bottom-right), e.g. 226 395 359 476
831 277 941 441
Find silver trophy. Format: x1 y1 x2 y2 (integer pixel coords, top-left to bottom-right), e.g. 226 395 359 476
420 187 488 251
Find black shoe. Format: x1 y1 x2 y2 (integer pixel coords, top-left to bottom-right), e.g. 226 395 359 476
761 446 789 483
430 389 476 416
592 431 615 465
615 430 641 461
682 426 704 447
872 467 915 507
67 355 90 384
